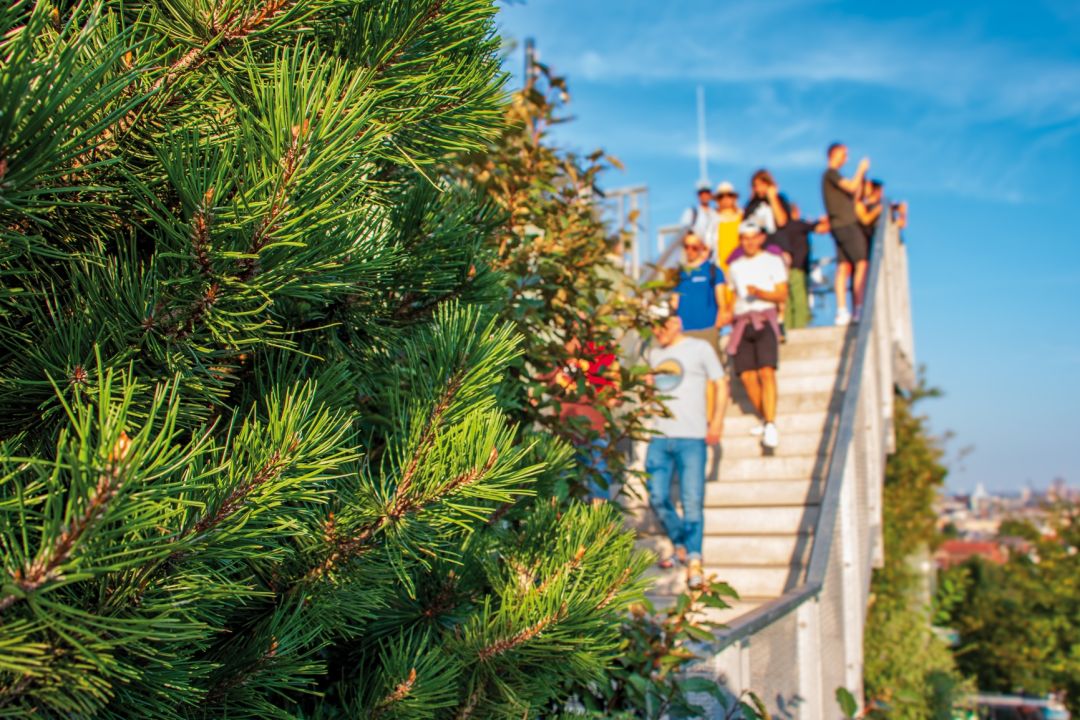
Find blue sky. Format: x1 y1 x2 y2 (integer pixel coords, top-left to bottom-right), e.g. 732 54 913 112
497 0 1080 493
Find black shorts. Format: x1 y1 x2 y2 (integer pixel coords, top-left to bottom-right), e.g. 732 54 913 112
733 322 779 374
832 224 867 264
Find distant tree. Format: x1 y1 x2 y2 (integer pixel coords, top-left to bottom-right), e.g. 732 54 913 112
455 58 661 500
942 505 1080 713
863 376 968 718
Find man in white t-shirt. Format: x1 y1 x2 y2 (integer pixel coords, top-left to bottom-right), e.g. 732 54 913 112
726 221 788 449
679 183 719 256
645 305 726 590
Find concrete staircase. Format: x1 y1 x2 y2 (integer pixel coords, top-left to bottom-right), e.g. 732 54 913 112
625 325 848 624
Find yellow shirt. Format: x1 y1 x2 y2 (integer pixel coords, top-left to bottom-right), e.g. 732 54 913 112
715 209 743 306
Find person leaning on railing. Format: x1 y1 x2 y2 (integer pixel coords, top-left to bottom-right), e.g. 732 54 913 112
822 142 870 325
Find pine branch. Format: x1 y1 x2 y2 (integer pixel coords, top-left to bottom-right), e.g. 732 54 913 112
596 566 634 611
535 544 586 594
388 363 465 504
305 445 498 582
238 121 309 280
113 0 299 141
374 0 446 76
204 636 279 704
0 432 131 614
371 667 417 718
190 188 215 277
190 440 295 537
475 605 567 663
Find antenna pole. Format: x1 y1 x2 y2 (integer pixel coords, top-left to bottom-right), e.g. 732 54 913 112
524 37 537 91
697 85 709 186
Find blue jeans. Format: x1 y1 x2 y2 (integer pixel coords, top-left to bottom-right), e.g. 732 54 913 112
645 437 707 558
576 436 612 500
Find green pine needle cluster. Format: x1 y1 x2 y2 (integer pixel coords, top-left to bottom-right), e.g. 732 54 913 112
0 1 651 716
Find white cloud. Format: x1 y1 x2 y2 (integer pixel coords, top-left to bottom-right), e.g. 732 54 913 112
523 2 1080 126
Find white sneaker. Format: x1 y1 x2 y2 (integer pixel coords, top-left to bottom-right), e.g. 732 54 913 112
749 423 765 437
835 308 851 326
762 422 780 449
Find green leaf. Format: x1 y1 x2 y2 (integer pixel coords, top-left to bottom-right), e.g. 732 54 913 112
836 686 858 717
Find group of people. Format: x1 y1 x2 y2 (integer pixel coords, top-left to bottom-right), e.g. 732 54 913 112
646 141 906 589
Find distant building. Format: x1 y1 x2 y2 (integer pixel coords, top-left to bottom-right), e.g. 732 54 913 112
970 482 989 512
934 539 1008 569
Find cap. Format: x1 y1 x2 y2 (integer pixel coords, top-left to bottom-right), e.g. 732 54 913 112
695 181 712 193
714 180 737 196
649 300 674 320
738 220 765 236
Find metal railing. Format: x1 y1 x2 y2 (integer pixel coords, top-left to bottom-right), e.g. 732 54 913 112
691 209 916 717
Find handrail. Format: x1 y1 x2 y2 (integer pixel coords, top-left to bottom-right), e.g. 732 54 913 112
637 224 685 285
715 203 892 648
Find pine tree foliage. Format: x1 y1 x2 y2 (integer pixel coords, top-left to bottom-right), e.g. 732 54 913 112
862 378 968 719
0 2 651 716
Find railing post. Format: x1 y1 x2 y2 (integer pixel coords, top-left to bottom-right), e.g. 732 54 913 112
839 448 864 703
796 597 824 718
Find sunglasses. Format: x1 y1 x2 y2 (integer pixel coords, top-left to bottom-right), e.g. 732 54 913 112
683 243 707 252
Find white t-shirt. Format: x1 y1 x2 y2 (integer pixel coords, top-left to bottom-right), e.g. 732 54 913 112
728 251 788 315
647 337 725 439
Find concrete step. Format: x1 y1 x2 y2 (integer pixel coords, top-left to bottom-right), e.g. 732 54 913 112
623 479 826 519
768 356 842 378
782 326 846 345
730 372 837 395
629 504 818 536
775 341 846 362
703 534 813 565
637 531 813 564
650 563 803 597
704 478 824 507
712 565 804 598
718 431 825 458
715 454 822 481
725 391 837 418
723 410 830 436
704 505 819 535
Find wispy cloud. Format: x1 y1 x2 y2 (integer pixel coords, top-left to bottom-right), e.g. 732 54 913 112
678 141 823 172
527 1 1080 127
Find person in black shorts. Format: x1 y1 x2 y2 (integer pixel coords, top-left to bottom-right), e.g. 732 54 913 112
726 221 788 449
857 178 884 253
821 142 870 325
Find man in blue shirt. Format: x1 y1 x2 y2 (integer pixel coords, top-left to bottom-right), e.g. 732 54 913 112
670 231 730 357
669 230 731 460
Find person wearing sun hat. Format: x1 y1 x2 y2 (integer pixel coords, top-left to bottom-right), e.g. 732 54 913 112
644 301 726 591
713 180 743 309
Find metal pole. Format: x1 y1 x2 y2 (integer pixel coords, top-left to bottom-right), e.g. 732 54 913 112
697 85 709 186
630 193 640 280
524 37 537 90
